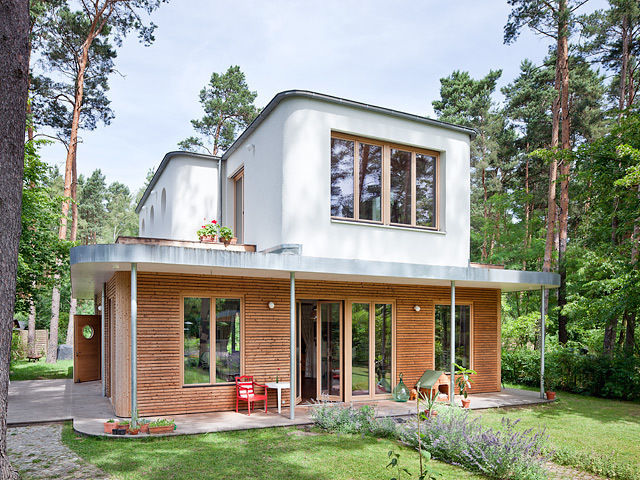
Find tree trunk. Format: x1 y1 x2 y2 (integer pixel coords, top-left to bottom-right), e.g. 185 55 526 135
65 158 79 346
481 167 488 262
619 14 630 118
604 316 618 356
47 283 61 363
27 299 36 356
0 0 30 476
523 155 530 271
624 312 635 355
556 0 570 345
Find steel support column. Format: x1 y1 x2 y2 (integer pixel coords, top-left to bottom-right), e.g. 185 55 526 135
290 272 296 420
131 263 137 415
540 286 546 399
101 283 106 397
450 280 456 406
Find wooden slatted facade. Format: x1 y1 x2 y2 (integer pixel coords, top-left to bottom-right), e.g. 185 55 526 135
105 271 501 417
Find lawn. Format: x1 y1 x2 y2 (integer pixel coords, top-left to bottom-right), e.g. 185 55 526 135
62 424 483 480
10 359 73 381
472 387 640 480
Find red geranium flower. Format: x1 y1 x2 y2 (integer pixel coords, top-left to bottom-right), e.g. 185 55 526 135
212 220 217 224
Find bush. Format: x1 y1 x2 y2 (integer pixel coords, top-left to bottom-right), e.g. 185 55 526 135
502 347 640 400
311 403 549 480
310 404 397 439
11 331 26 364
398 407 549 480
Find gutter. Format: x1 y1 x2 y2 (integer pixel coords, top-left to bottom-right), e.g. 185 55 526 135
222 90 477 160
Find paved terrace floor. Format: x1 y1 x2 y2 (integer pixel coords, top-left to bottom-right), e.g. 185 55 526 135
8 380 551 437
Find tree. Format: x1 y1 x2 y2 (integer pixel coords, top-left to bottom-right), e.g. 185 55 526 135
103 182 138 242
0 0 30 476
34 0 166 362
505 0 590 344
179 65 259 156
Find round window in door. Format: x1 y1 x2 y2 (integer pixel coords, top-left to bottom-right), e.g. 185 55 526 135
82 325 94 339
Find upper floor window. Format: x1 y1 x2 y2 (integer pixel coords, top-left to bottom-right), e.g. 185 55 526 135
330 133 438 229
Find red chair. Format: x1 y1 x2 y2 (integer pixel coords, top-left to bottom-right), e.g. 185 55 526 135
235 376 268 415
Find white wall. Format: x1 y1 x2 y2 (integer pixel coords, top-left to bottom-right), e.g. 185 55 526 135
138 154 219 241
264 97 470 266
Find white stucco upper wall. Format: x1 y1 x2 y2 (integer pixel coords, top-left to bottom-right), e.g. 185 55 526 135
274 97 471 266
137 153 219 241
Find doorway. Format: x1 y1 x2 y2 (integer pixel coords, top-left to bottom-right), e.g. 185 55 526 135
297 300 343 403
74 314 101 382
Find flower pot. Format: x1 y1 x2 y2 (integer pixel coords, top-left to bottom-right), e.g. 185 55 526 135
103 422 119 434
200 235 217 243
113 428 127 435
149 425 174 435
139 423 149 434
423 410 438 418
127 428 139 435
461 398 471 409
221 237 237 247
545 391 556 400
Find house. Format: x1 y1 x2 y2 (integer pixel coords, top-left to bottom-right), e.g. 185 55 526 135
70 90 560 418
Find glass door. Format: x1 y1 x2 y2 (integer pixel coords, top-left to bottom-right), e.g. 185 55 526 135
317 302 342 400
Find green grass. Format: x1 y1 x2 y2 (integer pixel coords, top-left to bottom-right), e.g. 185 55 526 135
9 359 73 381
62 423 483 480
472 387 640 480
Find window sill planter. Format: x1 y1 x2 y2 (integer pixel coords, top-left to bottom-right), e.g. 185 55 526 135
103 421 119 434
221 237 237 247
545 391 556 401
199 235 217 243
149 425 175 435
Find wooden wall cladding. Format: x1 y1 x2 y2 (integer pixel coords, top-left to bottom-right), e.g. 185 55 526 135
108 272 501 416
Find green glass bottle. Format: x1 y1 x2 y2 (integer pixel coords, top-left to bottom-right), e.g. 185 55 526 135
392 373 410 402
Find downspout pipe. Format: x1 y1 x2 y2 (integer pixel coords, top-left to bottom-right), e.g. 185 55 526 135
290 272 296 420
218 157 223 224
131 263 137 416
540 286 546 399
450 280 456 406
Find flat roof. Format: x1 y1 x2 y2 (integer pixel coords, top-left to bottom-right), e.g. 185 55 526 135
222 90 477 160
70 243 560 299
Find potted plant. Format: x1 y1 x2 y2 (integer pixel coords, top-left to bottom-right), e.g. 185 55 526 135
118 419 130 433
197 219 219 242
417 382 438 418
139 418 150 434
455 363 477 408
545 374 557 401
148 418 176 435
218 226 236 246
103 419 119 434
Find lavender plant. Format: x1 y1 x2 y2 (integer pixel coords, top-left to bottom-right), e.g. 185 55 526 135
398 407 550 480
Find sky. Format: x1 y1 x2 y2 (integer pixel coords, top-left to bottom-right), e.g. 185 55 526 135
38 0 609 193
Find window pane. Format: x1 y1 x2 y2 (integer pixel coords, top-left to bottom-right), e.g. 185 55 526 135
234 176 243 243
358 143 382 221
183 298 210 384
390 149 412 224
331 138 354 218
434 305 471 372
375 303 392 394
416 154 436 227
351 303 369 396
215 298 241 383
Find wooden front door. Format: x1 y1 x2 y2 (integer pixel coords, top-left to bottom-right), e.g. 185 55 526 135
74 314 101 382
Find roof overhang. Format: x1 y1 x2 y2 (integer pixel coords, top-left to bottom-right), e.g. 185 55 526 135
70 244 560 299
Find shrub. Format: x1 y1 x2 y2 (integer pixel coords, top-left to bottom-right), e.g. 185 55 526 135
310 404 397 437
10 331 26 364
502 347 640 400
398 407 549 480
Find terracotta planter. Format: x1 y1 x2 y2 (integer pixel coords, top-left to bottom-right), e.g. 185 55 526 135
461 398 471 409
139 423 149 434
149 425 174 435
423 410 438 418
200 235 217 243
545 391 556 400
221 237 237 247
127 428 140 435
103 422 119 434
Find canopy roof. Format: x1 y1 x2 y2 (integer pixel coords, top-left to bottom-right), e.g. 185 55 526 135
70 243 560 299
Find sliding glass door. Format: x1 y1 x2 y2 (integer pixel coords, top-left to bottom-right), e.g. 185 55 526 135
346 301 394 400
318 302 342 400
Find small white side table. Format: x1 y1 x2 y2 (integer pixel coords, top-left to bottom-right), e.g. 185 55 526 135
265 382 291 415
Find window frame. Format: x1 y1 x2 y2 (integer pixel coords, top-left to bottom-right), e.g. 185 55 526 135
344 298 396 402
330 132 440 230
432 301 474 374
233 168 244 244
180 293 245 387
